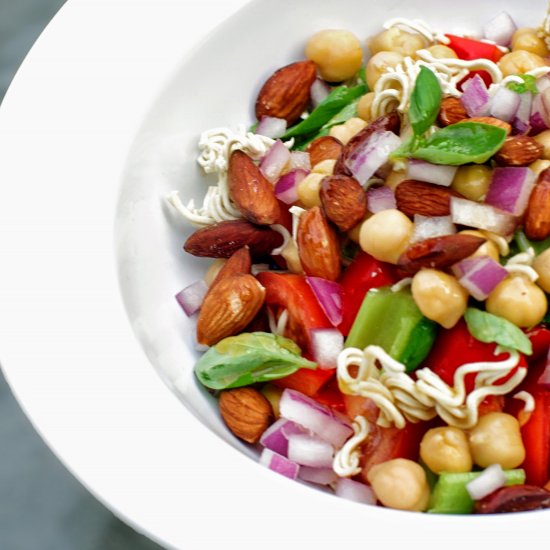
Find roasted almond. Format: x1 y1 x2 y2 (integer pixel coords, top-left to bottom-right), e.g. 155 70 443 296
525 167 550 240
219 388 273 444
395 180 463 217
255 60 317 125
459 116 512 135
297 206 341 281
437 97 468 126
196 273 265 346
334 111 401 176
319 175 367 232
184 220 283 259
495 135 544 166
228 150 281 225
475 485 550 514
209 246 251 290
397 234 487 275
307 136 344 167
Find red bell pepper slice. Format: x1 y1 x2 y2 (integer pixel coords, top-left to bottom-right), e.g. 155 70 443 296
338 252 398 336
313 375 346 412
272 367 334 397
445 34 504 62
526 326 550 362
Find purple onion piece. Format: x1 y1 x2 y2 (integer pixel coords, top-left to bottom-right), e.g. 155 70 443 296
461 74 491 117
175 279 209 316
485 167 536 216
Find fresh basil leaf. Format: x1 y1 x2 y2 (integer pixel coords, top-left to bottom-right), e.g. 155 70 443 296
399 122 507 165
514 228 550 256
283 84 367 139
464 308 533 355
409 66 442 136
194 332 317 390
507 74 538 94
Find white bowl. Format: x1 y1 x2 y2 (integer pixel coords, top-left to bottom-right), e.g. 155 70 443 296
1 0 549 548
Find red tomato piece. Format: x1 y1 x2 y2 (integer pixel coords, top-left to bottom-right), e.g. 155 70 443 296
272 368 335 397
526 326 550 361
313 376 346 412
445 34 504 62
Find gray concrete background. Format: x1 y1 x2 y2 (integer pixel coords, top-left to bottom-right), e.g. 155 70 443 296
0 1 162 548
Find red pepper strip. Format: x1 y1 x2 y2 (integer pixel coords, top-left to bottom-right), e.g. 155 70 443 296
526 326 550 361
272 368 335 397
337 252 398 336
445 34 504 62
313 375 346 412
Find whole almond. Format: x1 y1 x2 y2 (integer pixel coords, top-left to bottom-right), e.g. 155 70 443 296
320 175 367 231
184 220 283 259
395 180 463 217
228 150 281 225
438 97 468 126
397 234 487 275
297 206 341 281
495 135 544 166
307 136 343 167
525 167 550 240
255 60 317 125
209 246 251 290
219 388 273 444
459 116 511 135
196 273 265 346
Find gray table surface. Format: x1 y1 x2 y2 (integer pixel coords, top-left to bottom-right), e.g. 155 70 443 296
0 1 162 548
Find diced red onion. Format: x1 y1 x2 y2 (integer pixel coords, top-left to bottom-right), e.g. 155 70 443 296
310 328 344 370
287 433 334 468
260 140 291 183
485 167 536 216
461 74 491 117
451 197 518 236
306 277 343 327
290 151 312 171
512 92 532 135
256 116 287 139
490 86 520 123
345 131 402 186
530 93 550 134
483 11 517 47
335 478 377 505
298 466 338 485
537 349 550 390
175 279 209 316
274 168 308 204
259 448 300 480
279 389 353 447
259 418 307 456
407 159 458 187
311 79 331 108
466 464 507 500
454 256 509 301
367 186 396 213
537 76 550 94
412 215 456 243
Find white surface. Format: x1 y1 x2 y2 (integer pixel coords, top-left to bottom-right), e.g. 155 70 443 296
0 0 549 548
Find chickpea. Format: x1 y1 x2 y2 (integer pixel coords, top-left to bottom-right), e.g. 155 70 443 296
486 274 548 328
367 458 430 511
261 384 283 418
451 165 492 202
359 209 413 264
420 427 472 474
468 412 526 469
459 230 500 262
529 159 550 177
426 45 458 59
498 50 546 77
533 248 550 293
369 28 428 57
385 169 408 191
357 92 375 122
297 173 324 208
329 124 352 145
204 258 226 286
366 51 404 90
348 214 371 243
312 159 336 176
534 130 550 160
345 117 368 138
306 29 363 82
411 269 468 329
511 28 549 57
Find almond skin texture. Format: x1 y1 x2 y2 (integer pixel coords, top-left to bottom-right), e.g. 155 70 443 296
196 273 265 346
255 60 317 125
228 150 281 225
307 136 344 167
459 116 512 135
525 167 550 240
475 485 550 514
297 206 341 281
395 180 463 217
184 220 283 259
495 135 544 166
209 246 251 290
397 234 486 275
437 97 468 126
320 175 367 231
219 388 273 444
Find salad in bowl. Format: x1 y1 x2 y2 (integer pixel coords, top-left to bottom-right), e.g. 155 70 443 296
166 5 550 514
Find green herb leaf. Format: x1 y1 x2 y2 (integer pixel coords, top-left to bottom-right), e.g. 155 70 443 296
506 74 538 94
409 66 442 136
194 332 317 390
392 122 507 165
464 308 533 355
514 228 550 256
283 84 367 139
